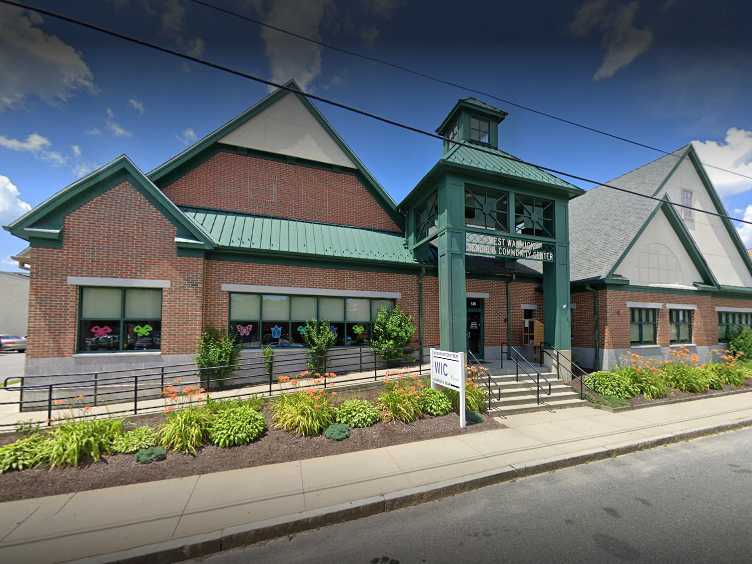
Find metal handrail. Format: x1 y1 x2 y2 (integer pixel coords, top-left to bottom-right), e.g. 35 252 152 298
0 343 439 428
541 345 592 400
509 346 550 404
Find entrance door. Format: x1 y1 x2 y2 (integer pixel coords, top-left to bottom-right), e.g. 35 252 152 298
467 298 484 359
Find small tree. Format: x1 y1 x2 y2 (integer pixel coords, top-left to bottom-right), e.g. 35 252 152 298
195 329 240 390
302 320 336 375
729 326 752 360
371 305 415 363
263 345 274 379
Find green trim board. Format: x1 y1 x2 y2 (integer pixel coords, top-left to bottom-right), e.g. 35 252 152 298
3 155 214 250
147 80 403 229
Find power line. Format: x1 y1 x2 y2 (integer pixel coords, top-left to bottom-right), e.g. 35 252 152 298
3 0 751 227
188 0 752 185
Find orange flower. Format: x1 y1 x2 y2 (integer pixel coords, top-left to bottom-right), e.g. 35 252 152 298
279 375 291 383
52 399 65 406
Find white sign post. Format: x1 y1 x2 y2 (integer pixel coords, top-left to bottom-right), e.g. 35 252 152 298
430 348 467 428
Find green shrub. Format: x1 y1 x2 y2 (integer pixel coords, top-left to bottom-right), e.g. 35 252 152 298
584 370 638 400
324 422 350 441
371 306 416 361
196 329 240 390
136 446 167 464
0 434 51 473
729 327 752 360
112 426 158 454
263 345 274 378
335 399 380 428
377 379 423 423
302 320 336 375
159 407 212 455
660 362 709 393
444 379 489 414
418 387 452 416
209 403 266 447
47 419 123 468
272 390 335 436
707 363 747 387
466 410 484 425
629 369 669 400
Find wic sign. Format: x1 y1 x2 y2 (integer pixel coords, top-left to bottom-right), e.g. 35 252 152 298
429 348 466 428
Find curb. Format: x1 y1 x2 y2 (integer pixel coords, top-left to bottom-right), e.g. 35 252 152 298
88 415 752 564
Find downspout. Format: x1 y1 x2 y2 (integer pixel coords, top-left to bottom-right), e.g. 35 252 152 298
418 267 425 364
505 274 515 360
585 285 600 371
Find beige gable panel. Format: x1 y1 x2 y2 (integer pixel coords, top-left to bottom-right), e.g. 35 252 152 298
659 158 752 287
616 210 703 287
219 93 356 168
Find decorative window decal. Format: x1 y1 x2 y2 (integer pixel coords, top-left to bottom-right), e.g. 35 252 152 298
271 324 283 339
133 324 153 337
90 325 113 338
235 324 254 337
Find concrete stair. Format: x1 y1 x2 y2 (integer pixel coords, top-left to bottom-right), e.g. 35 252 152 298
483 372 588 415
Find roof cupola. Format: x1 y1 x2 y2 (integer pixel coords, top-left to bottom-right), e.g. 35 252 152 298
436 98 507 154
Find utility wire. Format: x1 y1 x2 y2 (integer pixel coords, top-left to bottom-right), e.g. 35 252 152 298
3 0 751 227
188 0 752 185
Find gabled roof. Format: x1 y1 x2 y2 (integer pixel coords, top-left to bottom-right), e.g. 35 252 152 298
436 97 508 134
148 81 402 227
3 156 214 250
442 143 581 191
569 148 686 282
182 207 421 267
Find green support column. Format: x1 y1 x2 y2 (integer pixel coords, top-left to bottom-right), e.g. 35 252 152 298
437 176 467 353
543 198 571 352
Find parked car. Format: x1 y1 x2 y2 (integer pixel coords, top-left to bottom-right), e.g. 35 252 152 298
0 335 26 353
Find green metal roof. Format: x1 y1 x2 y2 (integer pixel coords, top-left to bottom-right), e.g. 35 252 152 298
442 143 579 190
182 208 420 266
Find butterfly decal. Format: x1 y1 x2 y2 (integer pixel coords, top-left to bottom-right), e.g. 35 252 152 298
133 324 153 337
236 324 254 337
90 325 113 338
271 324 283 339
297 325 307 335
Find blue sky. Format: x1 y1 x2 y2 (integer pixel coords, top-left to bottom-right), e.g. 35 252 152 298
1 0 752 269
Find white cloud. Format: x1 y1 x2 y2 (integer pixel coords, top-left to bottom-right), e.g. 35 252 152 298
72 162 94 178
105 108 132 137
128 98 145 114
570 0 653 80
0 175 31 224
254 0 332 91
71 144 81 157
736 205 752 249
0 132 66 166
0 5 95 111
177 128 198 145
692 128 752 197
161 0 205 60
85 127 102 136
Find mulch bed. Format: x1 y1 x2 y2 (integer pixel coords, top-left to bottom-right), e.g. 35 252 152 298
0 395 503 503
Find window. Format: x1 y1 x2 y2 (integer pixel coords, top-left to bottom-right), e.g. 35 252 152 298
415 192 438 242
681 189 693 221
515 195 554 238
465 186 508 232
630 308 657 345
469 117 490 144
522 308 535 345
228 293 395 348
78 287 162 353
718 311 752 343
669 309 693 344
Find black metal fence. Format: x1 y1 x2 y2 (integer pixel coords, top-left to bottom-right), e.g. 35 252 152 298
0 344 444 429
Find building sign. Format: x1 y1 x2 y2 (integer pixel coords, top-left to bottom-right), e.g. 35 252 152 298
466 232 555 262
430 348 466 428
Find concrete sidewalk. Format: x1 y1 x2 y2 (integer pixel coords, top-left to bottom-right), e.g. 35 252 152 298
2 393 752 564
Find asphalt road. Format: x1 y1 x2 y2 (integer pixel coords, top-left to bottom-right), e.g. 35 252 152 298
191 427 752 564
0 352 24 383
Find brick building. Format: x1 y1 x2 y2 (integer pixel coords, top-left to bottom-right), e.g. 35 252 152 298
6 81 752 379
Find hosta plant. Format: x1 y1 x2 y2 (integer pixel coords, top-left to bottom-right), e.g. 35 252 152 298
418 387 452 416
208 403 266 447
0 433 51 473
335 399 380 428
112 426 158 454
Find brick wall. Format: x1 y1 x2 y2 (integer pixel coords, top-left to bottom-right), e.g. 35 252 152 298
161 150 402 233
580 288 752 349
27 181 205 359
